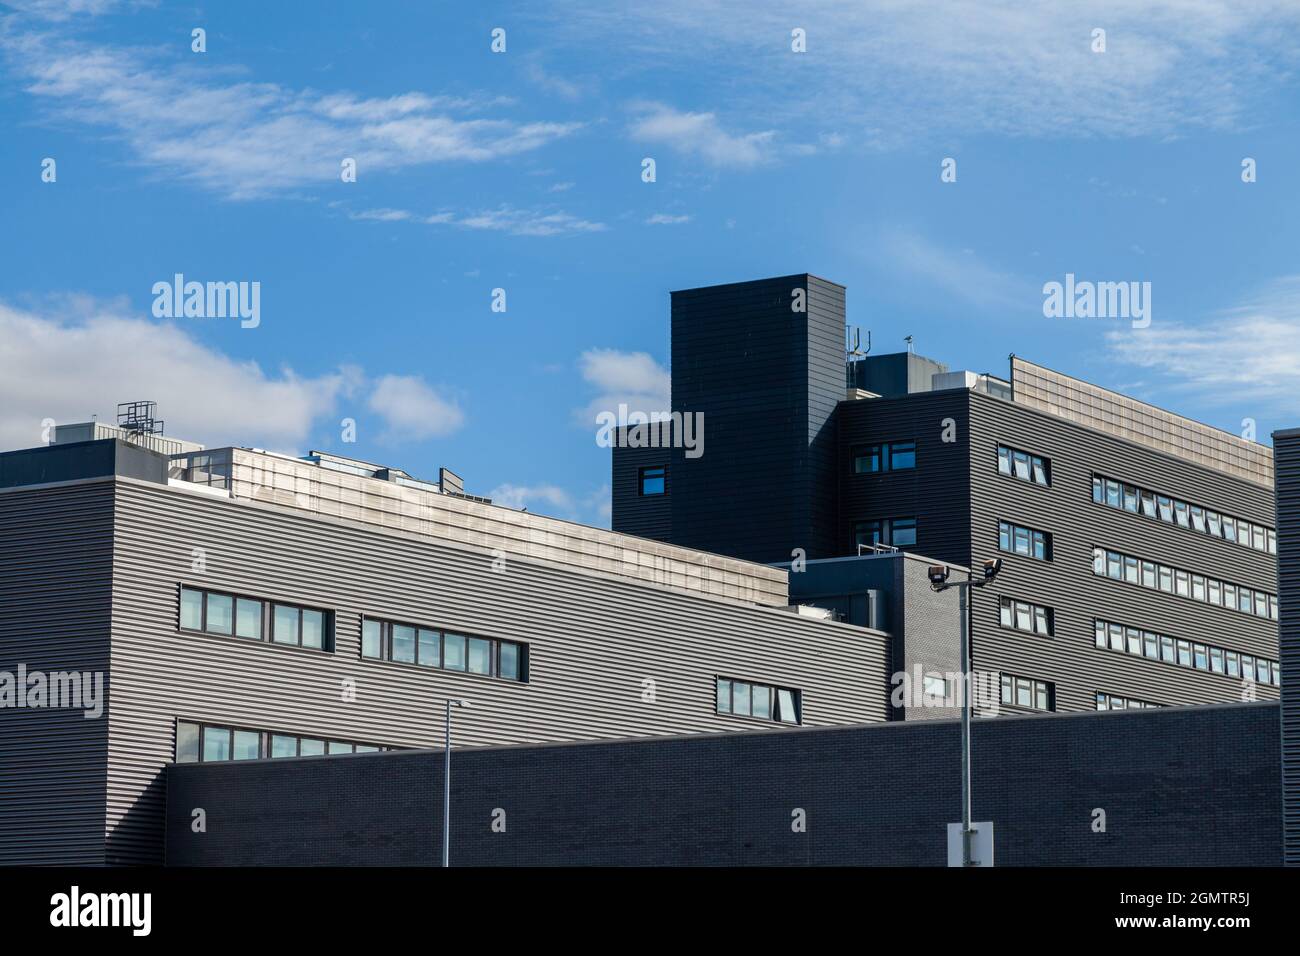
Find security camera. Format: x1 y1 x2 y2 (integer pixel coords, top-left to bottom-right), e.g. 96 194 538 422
928 564 951 588
982 558 1003 582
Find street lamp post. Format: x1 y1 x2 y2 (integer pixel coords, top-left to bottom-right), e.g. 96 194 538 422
928 558 1002 867
442 698 470 868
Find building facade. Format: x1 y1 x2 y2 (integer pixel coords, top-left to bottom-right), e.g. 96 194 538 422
614 276 1281 718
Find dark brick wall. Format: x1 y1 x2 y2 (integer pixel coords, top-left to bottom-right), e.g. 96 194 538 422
166 702 1280 867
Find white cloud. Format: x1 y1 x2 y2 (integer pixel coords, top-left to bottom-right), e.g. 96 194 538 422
1104 276 1300 414
366 375 464 442
0 298 467 453
0 299 354 452
487 483 576 514
350 204 607 237
629 103 777 168
645 213 692 225
574 348 671 426
872 228 1032 313
2 30 580 199
553 1 1300 143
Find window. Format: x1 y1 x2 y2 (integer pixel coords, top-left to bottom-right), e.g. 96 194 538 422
638 465 666 496
176 720 389 763
853 441 916 474
923 675 949 702
1092 473 1274 555
854 517 916 549
717 677 800 724
998 445 1049 485
999 597 1053 636
1092 617 1279 687
179 587 333 651
1090 548 1276 620
1096 693 1162 711
1000 673 1053 712
361 617 527 682
999 521 1049 560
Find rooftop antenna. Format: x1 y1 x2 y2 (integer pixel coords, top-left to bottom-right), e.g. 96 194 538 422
117 401 163 441
846 326 871 388
904 335 915 354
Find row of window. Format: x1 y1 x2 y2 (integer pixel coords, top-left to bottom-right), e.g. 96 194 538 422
362 618 525 682
1093 619 1281 686
852 440 916 474
180 587 332 650
180 587 529 682
1095 693 1162 711
854 517 917 549
716 678 801 724
998 596 1053 635
1091 475 1275 555
176 720 388 763
1091 547 1278 621
998 520 1051 561
998 444 1050 486
1000 673 1054 712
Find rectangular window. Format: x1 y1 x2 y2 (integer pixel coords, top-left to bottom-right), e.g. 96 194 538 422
1210 647 1225 674
361 618 526 682
1193 643 1208 670
232 729 261 761
999 521 1050 561
638 465 666 496
1123 484 1139 513
270 734 297 758
273 604 299 646
854 441 916 474
298 738 325 757
718 677 800 724
180 587 331 651
889 441 916 471
300 609 324 650
184 723 385 762
206 593 234 635
854 444 883 474
1226 651 1240 677
999 597 1052 636
855 517 916 549
1177 640 1192 667
1000 673 1053 712
1143 632 1159 659
180 588 204 631
176 721 201 764
235 598 262 640
202 726 231 762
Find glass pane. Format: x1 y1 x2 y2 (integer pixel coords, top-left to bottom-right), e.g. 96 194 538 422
298 738 325 757
891 519 916 547
1032 459 1047 485
1016 680 1032 707
355 745 379 753
1000 600 1013 628
362 619 383 658
392 624 416 663
202 726 231 762
890 443 915 470
776 689 798 723
751 685 771 719
443 633 467 671
270 734 297 758
499 642 520 680
180 588 204 630
468 637 492 675
176 721 201 763
235 598 262 640
328 741 354 755
732 682 751 716
300 609 324 649
1001 447 1013 475
1000 523 1011 551
418 629 441 667
206 593 233 635
232 730 260 760
273 604 299 645
717 679 731 713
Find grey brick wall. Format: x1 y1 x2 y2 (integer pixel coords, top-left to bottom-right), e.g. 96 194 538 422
167 701 1280 866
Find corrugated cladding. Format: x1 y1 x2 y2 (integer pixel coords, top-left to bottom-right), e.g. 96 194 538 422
104 478 889 863
0 481 112 865
1274 430 1300 865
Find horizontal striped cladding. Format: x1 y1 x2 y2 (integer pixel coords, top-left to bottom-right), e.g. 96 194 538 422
669 274 844 562
610 444 672 541
0 481 112 865
106 478 889 864
836 390 974 565
1275 431 1300 865
966 390 1279 715
804 277 847 559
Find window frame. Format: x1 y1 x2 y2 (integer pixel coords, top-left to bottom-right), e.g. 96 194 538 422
360 615 528 683
178 585 334 653
637 464 667 497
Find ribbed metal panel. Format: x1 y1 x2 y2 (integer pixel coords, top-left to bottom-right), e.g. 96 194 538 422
0 481 112 865
1274 429 1300 865
610 444 672 541
105 478 889 864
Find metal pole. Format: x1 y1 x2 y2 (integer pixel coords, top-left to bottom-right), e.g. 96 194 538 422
960 581 973 867
442 699 451 868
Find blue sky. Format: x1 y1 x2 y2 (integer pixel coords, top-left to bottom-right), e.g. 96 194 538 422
3 1 1300 525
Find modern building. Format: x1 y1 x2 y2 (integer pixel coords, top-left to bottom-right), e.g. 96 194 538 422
1272 427 1300 866
614 274 1281 717
0 430 917 865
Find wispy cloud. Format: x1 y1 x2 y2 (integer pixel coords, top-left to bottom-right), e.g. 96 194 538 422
551 1 1300 145
487 481 612 526
573 348 671 426
1105 276 1300 415
2 29 580 199
349 204 607 237
645 213 692 225
873 228 1033 313
0 297 465 452
629 102 777 168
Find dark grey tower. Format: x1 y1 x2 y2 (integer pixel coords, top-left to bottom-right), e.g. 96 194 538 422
1274 428 1300 865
